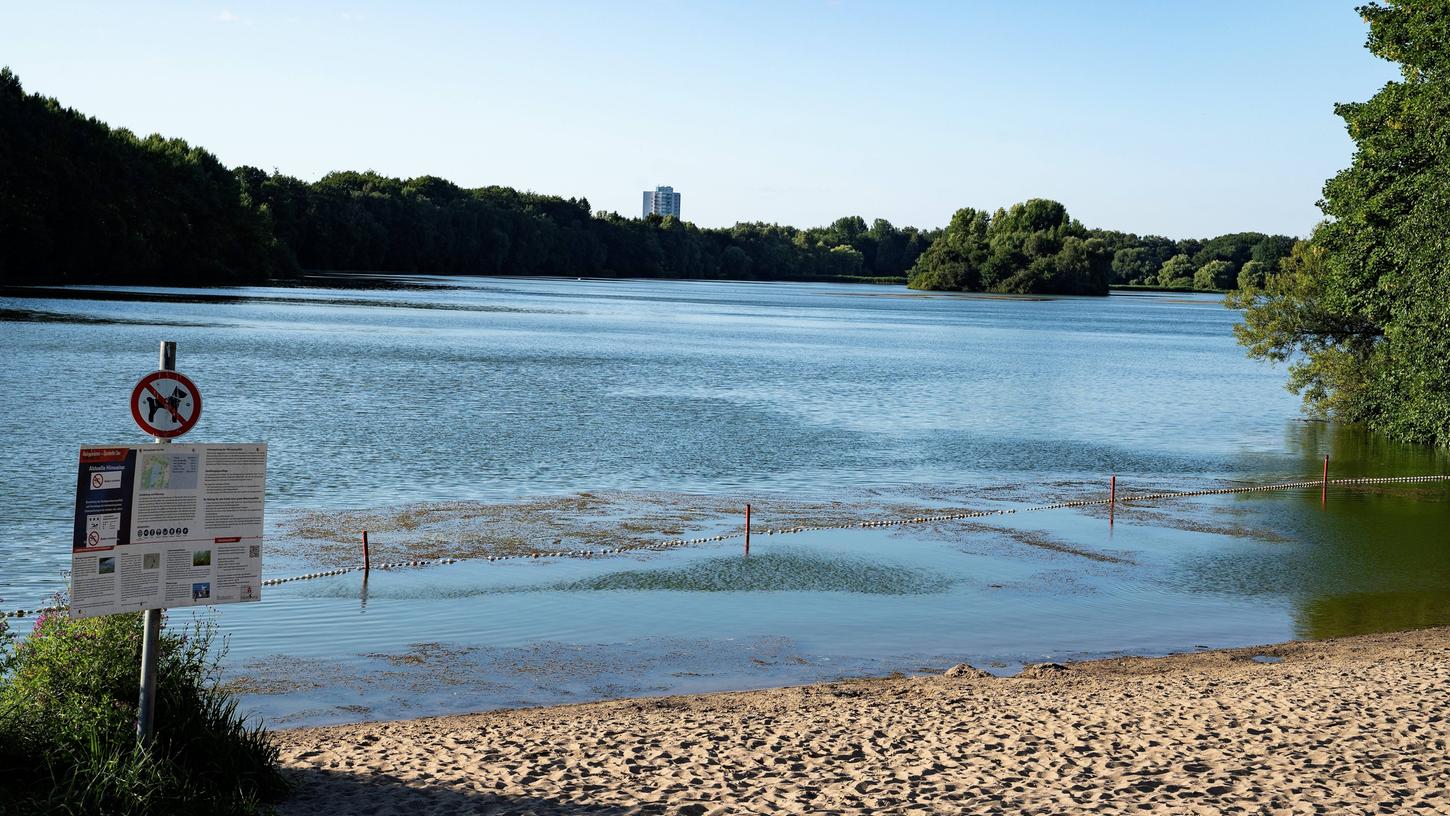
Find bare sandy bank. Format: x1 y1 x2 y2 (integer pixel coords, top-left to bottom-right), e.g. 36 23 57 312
275 627 1450 815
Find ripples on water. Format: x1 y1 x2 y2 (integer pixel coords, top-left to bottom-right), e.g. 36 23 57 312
2 276 1448 724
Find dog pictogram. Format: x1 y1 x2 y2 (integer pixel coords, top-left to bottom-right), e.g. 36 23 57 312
130 370 202 438
145 386 189 423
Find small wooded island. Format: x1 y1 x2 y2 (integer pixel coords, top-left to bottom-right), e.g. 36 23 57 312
0 67 1290 296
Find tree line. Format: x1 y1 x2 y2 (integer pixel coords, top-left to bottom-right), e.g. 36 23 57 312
1 65 1291 298
0 69 283 285
233 167 939 283
907 198 1295 296
0 67 932 287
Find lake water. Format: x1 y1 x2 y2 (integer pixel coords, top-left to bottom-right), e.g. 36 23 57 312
2 276 1448 725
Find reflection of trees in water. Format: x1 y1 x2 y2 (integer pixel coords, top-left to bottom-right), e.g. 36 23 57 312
1283 421 1450 478
1273 478 1450 639
1297 590 1450 640
1263 421 1450 639
1177 453 1450 641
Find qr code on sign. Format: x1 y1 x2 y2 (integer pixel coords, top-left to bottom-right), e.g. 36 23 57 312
248 545 260 559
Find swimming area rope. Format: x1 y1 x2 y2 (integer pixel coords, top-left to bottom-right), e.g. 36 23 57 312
5 473 1448 619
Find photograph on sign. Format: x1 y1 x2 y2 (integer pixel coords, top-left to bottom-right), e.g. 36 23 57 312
70 443 267 618
129 369 203 439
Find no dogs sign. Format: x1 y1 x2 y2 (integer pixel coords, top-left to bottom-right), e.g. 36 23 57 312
130 370 202 438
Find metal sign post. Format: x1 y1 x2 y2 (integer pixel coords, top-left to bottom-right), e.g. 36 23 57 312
135 340 174 747
69 340 261 743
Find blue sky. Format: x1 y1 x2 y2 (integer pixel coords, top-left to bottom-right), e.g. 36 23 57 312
1 1 1398 237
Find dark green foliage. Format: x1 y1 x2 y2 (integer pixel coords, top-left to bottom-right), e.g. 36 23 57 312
907 198 1295 295
1178 231 1294 289
1250 234 1296 273
907 200 1110 295
238 167 937 282
1237 260 1268 290
1105 231 1291 289
2 65 1289 294
0 610 287 815
1111 235 1177 284
1194 259 1236 291
0 69 293 285
1157 254 1196 288
1232 1 1450 446
0 67 937 286
1192 232 1267 272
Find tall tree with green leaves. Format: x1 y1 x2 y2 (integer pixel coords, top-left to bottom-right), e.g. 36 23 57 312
1230 1 1450 445
1157 254 1195 288
908 199 1110 295
1194 260 1235 291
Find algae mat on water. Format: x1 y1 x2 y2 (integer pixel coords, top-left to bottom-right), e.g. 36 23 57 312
555 551 953 595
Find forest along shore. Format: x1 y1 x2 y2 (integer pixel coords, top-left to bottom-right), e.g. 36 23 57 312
275 627 1449 815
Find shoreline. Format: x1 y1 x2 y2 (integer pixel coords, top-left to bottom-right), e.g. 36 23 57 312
275 625 1450 814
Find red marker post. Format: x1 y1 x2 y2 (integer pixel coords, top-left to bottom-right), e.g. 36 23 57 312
362 530 371 574
744 504 751 557
1109 475 1116 525
1322 455 1329 506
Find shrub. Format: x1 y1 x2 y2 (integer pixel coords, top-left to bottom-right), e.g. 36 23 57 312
0 606 287 815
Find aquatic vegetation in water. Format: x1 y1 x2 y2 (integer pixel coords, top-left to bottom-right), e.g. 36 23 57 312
555 551 953 595
276 490 964 567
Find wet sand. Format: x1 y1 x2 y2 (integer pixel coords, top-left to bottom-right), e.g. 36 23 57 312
275 626 1450 814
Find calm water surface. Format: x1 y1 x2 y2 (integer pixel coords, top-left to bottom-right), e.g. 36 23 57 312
2 276 1447 724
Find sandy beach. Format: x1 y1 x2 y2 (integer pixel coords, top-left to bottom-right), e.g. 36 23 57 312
276 627 1450 815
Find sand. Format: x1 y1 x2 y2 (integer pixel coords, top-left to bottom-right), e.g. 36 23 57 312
275 627 1450 815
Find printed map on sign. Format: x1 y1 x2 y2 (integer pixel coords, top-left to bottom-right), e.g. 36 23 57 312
70 443 267 619
138 452 198 491
140 454 170 490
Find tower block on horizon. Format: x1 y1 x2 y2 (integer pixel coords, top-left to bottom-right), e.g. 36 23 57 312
643 185 682 219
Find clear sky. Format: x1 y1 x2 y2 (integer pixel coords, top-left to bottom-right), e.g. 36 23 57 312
1 1 1398 238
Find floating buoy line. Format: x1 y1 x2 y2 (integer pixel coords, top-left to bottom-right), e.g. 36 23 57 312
5 473 1448 620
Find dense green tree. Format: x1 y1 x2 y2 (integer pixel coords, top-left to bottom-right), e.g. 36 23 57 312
826 244 865 276
0 68 291 284
1186 231 1296 284
1232 1 1450 445
1194 259 1236 291
1250 234 1295 274
908 199 1110 295
866 218 901 275
1157 254 1195 288
1175 238 1205 259
1111 246 1159 284
1237 260 1267 290
1108 235 1176 284
824 215 868 247
720 245 752 278
1229 242 1378 420
905 207 992 291
1193 232 1265 271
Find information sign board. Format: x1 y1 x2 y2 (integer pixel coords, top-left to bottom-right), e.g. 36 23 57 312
70 443 266 618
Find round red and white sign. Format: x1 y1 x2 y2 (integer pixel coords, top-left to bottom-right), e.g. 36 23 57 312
130 370 202 438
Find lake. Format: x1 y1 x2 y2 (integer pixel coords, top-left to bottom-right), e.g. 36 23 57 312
2 276 1448 725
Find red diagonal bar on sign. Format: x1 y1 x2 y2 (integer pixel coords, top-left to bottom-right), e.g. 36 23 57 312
144 381 185 424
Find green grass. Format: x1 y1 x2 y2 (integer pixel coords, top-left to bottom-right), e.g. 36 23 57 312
0 608 288 815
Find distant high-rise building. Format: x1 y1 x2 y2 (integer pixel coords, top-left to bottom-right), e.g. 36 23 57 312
642 185 682 219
